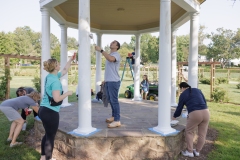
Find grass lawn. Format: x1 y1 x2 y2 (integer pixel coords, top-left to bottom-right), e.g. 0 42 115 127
0 112 40 160
0 75 240 159
207 102 240 160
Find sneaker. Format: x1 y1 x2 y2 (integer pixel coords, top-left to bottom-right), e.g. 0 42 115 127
181 150 194 157
22 122 27 131
7 138 12 142
193 149 200 156
106 117 114 123
108 121 121 128
10 142 22 147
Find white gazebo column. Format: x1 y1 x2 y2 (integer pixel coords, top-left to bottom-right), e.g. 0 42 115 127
72 0 96 135
188 12 199 88
60 24 71 107
171 28 178 107
95 33 102 93
153 0 176 135
40 7 51 97
133 33 142 101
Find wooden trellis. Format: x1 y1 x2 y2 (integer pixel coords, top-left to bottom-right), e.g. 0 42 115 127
0 53 41 99
177 61 221 99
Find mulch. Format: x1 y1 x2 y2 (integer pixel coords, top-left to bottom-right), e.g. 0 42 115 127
177 128 218 160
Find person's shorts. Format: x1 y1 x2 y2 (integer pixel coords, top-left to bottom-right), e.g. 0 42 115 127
142 88 148 93
0 106 21 121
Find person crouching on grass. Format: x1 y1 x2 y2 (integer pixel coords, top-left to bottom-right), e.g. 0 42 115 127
0 91 40 147
16 87 39 130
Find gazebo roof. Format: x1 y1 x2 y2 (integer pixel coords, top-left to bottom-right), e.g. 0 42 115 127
42 0 205 32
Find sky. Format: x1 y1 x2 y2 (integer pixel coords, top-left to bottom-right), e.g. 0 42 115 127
0 0 239 48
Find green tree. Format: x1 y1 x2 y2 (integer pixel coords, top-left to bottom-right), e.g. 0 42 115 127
146 36 159 63
51 45 61 61
0 32 16 54
13 26 38 56
118 42 132 59
129 33 153 64
50 33 60 50
67 37 78 50
198 25 208 55
207 28 240 68
176 35 189 62
90 44 96 64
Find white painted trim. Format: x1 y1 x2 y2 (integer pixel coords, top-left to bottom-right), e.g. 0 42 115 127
49 7 66 25
40 0 67 8
172 0 200 12
171 12 190 28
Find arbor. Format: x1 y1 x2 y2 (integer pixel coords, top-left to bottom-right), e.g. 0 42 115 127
207 28 240 68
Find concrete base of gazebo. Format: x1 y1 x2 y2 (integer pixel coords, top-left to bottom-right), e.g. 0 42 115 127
34 99 188 160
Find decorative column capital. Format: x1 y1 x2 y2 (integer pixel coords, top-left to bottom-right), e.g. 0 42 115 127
59 24 68 30
189 12 200 19
135 33 142 39
160 0 171 2
96 32 102 36
171 27 178 32
40 7 49 15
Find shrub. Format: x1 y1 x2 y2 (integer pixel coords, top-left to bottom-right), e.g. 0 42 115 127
237 84 240 89
32 69 41 92
211 87 227 103
215 79 219 86
68 71 78 85
0 68 11 100
199 78 210 85
216 77 229 84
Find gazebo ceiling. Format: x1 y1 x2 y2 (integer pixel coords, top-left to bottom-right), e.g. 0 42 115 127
54 0 203 31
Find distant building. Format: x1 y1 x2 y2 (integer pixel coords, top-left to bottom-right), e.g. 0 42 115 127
198 55 208 62
230 58 240 66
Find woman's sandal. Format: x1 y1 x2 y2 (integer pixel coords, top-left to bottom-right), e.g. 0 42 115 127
10 142 22 147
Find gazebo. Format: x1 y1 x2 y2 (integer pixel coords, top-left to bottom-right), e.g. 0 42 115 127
39 0 204 136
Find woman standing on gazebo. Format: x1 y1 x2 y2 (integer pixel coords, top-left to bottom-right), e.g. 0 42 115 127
39 53 75 160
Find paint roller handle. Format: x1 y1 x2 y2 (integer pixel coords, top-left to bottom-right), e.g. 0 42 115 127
71 52 76 61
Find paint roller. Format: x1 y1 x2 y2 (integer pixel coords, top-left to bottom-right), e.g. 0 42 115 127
89 33 96 45
76 33 96 47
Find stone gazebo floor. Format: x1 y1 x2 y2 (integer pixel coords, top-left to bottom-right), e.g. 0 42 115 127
34 99 187 160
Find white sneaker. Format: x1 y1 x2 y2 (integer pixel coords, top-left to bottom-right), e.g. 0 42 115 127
181 150 194 157
22 122 27 131
193 149 200 156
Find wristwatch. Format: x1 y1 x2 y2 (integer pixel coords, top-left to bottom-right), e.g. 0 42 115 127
100 49 104 53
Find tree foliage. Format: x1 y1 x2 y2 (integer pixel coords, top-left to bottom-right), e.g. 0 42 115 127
176 35 189 62
1 25 240 68
207 28 240 68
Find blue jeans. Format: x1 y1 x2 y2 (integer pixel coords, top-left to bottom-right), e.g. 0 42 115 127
105 81 120 121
